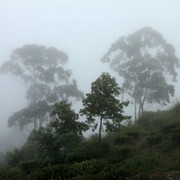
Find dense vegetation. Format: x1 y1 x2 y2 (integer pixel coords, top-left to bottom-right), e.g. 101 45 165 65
0 27 180 179
0 103 180 179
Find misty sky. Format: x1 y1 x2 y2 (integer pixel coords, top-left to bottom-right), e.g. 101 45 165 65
0 0 180 141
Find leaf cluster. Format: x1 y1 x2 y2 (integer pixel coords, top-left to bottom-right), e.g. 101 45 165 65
80 72 130 133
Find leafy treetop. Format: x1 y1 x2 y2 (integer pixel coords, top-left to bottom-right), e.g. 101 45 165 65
80 72 130 142
102 27 179 119
0 44 83 129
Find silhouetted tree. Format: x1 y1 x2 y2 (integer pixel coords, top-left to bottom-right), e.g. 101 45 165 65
80 73 130 142
0 44 83 130
102 27 179 119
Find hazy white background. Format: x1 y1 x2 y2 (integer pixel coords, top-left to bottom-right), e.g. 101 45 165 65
0 0 180 149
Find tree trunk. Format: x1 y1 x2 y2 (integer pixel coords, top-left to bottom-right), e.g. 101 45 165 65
121 89 124 102
138 103 141 119
141 102 144 116
34 117 37 130
135 98 137 121
99 116 103 142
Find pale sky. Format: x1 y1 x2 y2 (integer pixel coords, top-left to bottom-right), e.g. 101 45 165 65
0 0 180 145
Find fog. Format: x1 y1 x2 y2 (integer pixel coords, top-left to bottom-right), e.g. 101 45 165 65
0 0 180 150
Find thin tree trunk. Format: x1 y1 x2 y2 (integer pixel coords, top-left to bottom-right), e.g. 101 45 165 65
141 102 144 116
34 117 37 130
39 116 44 128
138 103 142 119
140 89 148 117
121 89 124 102
135 98 137 121
99 116 103 142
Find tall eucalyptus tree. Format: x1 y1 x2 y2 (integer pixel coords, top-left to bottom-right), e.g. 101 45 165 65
1 44 83 130
102 27 179 119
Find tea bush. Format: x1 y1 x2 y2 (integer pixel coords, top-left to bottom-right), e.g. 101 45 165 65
146 133 163 146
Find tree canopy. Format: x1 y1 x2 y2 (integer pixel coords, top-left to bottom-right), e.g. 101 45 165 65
101 27 179 119
50 100 89 135
80 72 130 142
24 100 87 163
0 44 83 130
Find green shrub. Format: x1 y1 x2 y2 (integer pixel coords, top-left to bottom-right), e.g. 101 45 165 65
19 160 41 174
104 163 128 179
113 135 132 145
171 127 180 145
146 133 163 146
150 118 166 130
124 153 164 175
0 167 24 180
25 164 64 180
171 102 180 115
6 149 22 166
161 122 180 134
71 174 105 180
70 159 107 175
127 130 140 139
166 161 180 171
108 146 134 163
136 111 156 128
56 159 108 179
6 143 40 166
66 141 109 162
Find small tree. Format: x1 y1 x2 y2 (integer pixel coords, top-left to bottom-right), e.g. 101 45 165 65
25 100 89 163
50 100 89 135
80 72 130 142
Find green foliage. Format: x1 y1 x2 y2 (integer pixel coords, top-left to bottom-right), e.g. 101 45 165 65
137 111 156 128
66 141 110 163
25 164 64 180
0 151 6 168
6 149 22 166
27 101 87 159
108 146 134 163
146 133 163 146
111 126 145 146
124 153 164 175
27 130 84 164
137 104 180 130
0 167 24 180
70 159 108 176
102 27 179 119
28 128 57 155
23 160 108 180
19 160 41 175
6 142 41 167
1 44 83 130
80 72 130 141
113 134 132 145
3 101 180 179
171 127 180 145
6 101 88 167
50 100 89 135
126 129 141 139
161 121 180 134
166 154 180 171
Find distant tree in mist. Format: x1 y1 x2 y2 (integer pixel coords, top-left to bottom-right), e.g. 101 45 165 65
0 44 83 130
80 72 130 142
102 27 179 120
